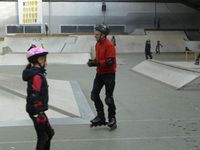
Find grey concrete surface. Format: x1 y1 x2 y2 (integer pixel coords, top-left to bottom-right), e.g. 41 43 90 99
0 53 200 150
132 60 200 89
1 32 188 54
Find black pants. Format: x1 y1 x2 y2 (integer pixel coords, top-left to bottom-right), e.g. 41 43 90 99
29 113 54 150
155 46 160 54
145 51 153 59
91 73 116 120
196 53 200 61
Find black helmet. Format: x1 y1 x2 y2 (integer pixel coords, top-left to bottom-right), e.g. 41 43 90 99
95 24 110 36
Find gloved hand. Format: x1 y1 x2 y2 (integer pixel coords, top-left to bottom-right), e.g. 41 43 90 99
87 59 100 67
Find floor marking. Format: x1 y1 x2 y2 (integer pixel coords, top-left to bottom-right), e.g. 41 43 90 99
1 135 200 144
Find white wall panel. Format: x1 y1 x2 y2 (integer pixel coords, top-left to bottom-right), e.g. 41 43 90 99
0 2 199 35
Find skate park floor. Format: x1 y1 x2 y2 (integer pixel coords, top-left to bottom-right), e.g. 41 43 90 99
1 53 200 150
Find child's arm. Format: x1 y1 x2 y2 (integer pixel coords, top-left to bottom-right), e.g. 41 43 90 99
31 75 44 113
32 74 42 92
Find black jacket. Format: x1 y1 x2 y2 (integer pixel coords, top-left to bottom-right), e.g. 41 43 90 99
22 67 49 115
145 43 151 52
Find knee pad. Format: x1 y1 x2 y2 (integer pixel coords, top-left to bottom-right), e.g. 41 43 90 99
105 97 113 105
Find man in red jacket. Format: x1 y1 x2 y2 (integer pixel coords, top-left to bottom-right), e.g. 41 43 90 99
87 24 117 130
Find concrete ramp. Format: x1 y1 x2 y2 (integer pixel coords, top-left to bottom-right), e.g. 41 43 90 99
116 31 187 53
132 60 200 90
0 53 91 65
0 73 94 126
61 35 95 53
130 29 146 35
4 36 78 53
2 31 188 54
3 36 95 53
185 41 200 52
0 53 126 66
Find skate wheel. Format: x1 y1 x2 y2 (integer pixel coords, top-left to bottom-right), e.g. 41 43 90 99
109 124 117 131
90 124 97 128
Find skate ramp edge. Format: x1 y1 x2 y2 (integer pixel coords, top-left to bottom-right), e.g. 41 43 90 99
3 32 187 54
132 60 200 90
0 73 94 126
0 53 91 65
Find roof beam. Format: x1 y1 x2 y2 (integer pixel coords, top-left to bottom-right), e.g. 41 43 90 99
181 0 200 11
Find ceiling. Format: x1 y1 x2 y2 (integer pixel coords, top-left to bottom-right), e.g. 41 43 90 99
181 0 200 10
1 0 199 11
43 0 200 10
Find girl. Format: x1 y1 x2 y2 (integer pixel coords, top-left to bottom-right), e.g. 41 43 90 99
22 46 54 150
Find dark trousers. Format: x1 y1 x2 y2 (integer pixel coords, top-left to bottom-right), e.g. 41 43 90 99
155 46 160 54
145 51 153 59
91 73 116 120
29 113 54 150
196 53 200 61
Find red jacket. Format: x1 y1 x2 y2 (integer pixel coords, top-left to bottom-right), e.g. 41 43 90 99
95 38 117 74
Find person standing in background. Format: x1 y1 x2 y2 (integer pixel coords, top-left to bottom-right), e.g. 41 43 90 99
145 40 153 59
111 35 116 47
45 23 49 36
155 40 163 54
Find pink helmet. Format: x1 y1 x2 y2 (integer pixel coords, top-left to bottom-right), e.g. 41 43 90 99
27 47 48 61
